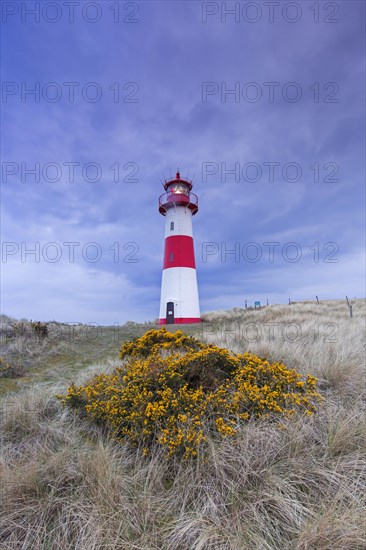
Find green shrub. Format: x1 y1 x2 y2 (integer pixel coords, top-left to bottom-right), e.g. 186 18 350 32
30 321 48 339
58 328 323 458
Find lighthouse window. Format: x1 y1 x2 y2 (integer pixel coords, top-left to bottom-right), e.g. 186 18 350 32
170 222 174 231
169 252 174 262
169 183 189 195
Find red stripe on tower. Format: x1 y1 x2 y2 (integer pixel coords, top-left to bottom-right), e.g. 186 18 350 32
163 235 196 269
158 317 201 324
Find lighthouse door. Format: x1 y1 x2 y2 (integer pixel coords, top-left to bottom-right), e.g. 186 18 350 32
166 302 175 324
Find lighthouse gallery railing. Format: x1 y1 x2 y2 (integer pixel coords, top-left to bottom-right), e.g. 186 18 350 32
158 192 198 208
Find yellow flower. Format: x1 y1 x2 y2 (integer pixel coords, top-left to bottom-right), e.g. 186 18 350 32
57 329 323 458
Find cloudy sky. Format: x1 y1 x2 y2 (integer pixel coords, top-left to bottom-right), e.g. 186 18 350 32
1 0 365 324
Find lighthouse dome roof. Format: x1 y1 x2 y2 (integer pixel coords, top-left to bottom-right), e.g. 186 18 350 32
164 171 193 192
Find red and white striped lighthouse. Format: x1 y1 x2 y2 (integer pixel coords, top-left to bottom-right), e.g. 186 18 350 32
158 172 201 324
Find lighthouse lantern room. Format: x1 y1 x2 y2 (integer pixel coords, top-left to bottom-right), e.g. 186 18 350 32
158 172 201 324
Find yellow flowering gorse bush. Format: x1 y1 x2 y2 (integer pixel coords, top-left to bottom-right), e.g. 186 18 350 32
58 328 322 458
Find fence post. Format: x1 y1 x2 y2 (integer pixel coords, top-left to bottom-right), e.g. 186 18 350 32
346 296 349 307
316 295 319 304
288 298 291 305
349 305 353 318
266 299 269 306
245 300 247 309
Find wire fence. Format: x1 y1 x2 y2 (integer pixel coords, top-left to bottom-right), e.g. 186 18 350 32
242 296 365 317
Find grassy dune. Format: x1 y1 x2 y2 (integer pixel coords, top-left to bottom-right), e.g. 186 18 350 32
1 300 365 549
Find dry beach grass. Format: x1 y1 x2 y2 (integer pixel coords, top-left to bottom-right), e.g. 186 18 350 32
0 300 365 549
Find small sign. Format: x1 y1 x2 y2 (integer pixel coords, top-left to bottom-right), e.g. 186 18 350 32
254 301 260 309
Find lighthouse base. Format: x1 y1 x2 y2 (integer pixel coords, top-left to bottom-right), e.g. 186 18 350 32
159 266 201 325
159 317 201 325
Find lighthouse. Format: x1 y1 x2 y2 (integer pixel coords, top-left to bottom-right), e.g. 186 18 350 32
158 172 201 324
